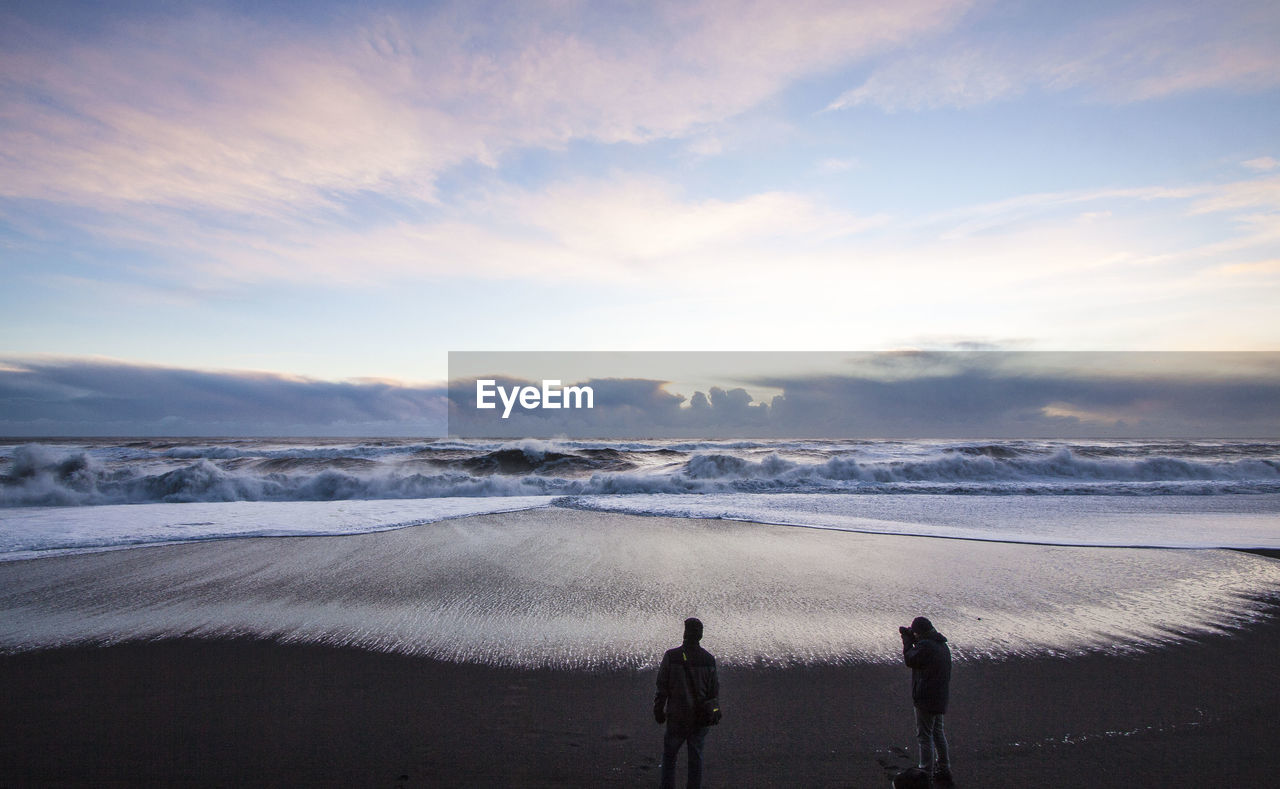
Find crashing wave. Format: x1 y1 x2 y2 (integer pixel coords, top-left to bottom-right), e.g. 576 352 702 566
2 439 1279 507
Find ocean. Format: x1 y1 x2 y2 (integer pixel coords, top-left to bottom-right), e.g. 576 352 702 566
3 437 1278 559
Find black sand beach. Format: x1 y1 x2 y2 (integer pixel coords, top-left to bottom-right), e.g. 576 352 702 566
2 511 1278 787
3 617 1280 787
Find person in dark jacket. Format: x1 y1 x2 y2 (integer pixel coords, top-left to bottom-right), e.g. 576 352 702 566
654 617 719 789
901 616 952 784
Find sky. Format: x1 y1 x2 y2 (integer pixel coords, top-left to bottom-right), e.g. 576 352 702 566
445 352 1280 438
2 0 1279 435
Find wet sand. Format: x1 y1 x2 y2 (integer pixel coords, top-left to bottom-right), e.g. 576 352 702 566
3 619 1280 787
2 510 1279 786
4 509 1278 664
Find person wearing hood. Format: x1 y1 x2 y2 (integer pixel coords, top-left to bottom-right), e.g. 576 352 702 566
654 617 719 789
901 616 952 784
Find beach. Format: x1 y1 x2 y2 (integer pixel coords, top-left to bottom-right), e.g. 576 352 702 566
7 0 1280 783
4 623 1280 787
2 509 1279 786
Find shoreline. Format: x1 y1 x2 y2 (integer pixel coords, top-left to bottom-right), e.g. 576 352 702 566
7 521 1280 567
8 490 1280 564
1237 547 1280 561
4 508 1277 666
2 509 1279 785
3 614 1280 787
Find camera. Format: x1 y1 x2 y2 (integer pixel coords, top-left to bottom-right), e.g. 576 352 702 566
899 625 917 642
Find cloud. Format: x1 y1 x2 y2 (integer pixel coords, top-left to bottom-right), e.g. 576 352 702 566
1213 259 1280 277
1 13 444 213
113 166 1280 295
6 353 1277 438
826 45 1021 111
911 174 1280 273
41 166 1274 357
448 353 1280 438
0 0 966 216
0 358 448 436
3 0 1278 359
1244 157 1280 172
816 158 860 174
65 173 888 286
758 363 1280 437
449 375 776 438
489 175 876 264
1186 174 1280 216
827 0 1280 111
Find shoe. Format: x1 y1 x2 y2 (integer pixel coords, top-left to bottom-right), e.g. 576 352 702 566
933 766 954 784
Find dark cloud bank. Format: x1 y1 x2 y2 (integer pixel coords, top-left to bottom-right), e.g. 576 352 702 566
2 354 1278 438
450 353 1280 439
0 359 448 437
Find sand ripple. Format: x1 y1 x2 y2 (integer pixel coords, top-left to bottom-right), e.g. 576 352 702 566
2 509 1277 668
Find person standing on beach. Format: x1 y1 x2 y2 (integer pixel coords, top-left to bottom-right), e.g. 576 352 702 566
654 617 719 789
901 616 952 784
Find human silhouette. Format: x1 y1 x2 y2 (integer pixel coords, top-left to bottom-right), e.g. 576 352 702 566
654 617 719 789
901 616 953 784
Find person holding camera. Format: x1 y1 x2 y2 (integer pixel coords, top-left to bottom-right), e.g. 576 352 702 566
900 616 953 784
654 617 720 789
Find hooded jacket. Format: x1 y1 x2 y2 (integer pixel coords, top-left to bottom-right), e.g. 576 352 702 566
655 641 719 731
903 629 951 714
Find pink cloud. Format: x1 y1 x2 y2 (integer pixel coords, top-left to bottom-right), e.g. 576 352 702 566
0 1 968 215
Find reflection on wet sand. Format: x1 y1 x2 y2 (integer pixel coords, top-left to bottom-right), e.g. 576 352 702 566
2 509 1277 668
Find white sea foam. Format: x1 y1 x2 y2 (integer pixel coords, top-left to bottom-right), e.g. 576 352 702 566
560 492 1280 549
2 509 1277 668
0 497 554 560
2 491 1278 560
2 438 1277 558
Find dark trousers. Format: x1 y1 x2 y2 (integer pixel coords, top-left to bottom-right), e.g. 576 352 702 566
660 724 709 789
914 707 949 771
